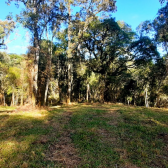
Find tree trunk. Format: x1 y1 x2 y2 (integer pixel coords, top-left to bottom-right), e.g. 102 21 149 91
44 78 49 106
21 94 23 106
11 91 15 106
16 93 18 106
133 95 136 106
104 78 109 102
20 65 24 106
145 87 149 108
79 91 81 102
21 86 23 106
67 63 71 104
3 92 5 106
86 83 90 102
44 30 53 106
33 36 40 106
57 59 61 102
67 0 72 104
33 4 40 106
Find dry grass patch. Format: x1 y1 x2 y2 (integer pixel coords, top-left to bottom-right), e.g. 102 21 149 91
45 109 81 167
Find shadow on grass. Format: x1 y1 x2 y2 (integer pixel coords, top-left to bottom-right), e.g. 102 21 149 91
0 107 66 168
1 104 168 167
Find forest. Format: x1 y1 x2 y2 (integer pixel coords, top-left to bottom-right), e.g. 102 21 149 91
0 0 168 108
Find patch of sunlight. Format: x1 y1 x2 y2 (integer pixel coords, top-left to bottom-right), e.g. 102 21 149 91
10 110 48 119
151 107 168 113
0 135 36 167
82 104 93 107
67 102 78 105
0 135 35 157
0 106 15 110
0 113 8 117
50 105 62 109
0 140 20 157
150 118 167 127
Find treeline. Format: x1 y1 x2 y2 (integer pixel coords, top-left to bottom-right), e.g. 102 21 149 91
0 0 168 107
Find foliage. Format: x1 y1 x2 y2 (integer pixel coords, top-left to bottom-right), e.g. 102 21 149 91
0 1 167 107
0 20 15 49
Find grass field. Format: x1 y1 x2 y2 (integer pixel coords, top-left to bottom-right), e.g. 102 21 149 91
0 104 168 167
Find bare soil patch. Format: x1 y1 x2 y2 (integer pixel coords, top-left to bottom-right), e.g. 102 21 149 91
32 135 50 144
45 110 81 167
98 128 117 143
13 104 37 112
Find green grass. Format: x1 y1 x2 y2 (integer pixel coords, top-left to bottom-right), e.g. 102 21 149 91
0 104 168 167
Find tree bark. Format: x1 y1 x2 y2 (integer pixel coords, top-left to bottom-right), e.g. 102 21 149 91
32 2 40 106
67 0 72 104
145 87 149 108
3 91 5 106
16 93 18 106
21 86 24 106
44 31 52 106
67 63 71 104
86 83 90 102
11 89 15 106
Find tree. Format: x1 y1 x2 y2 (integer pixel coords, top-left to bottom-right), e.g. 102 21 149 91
0 52 28 106
0 52 10 105
137 3 168 55
0 20 15 49
59 0 117 103
153 3 168 54
3 0 166 107
6 0 66 106
36 39 56 106
149 57 167 107
79 18 135 101
159 0 168 4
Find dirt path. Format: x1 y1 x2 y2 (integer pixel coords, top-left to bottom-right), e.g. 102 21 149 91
45 111 81 167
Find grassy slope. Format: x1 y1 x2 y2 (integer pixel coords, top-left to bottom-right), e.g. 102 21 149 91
0 104 168 167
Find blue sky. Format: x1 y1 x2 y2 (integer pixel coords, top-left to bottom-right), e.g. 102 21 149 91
0 0 165 54
113 0 162 31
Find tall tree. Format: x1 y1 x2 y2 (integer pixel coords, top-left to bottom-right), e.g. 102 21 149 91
79 18 135 101
61 0 117 103
66 0 73 104
6 0 65 106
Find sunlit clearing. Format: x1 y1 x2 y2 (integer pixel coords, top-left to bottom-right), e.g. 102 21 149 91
150 118 167 127
10 110 48 119
50 105 62 109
